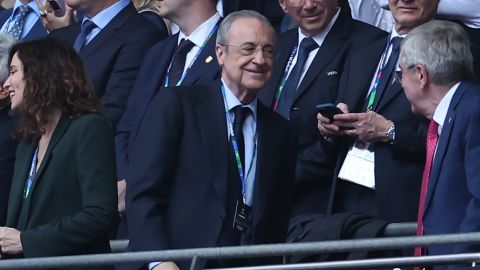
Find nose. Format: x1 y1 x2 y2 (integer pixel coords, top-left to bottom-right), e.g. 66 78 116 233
252 48 267 65
303 0 317 9
3 75 11 90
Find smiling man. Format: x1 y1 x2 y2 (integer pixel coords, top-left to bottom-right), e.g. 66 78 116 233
125 10 297 270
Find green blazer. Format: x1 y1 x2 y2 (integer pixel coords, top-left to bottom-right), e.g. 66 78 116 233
6 114 117 268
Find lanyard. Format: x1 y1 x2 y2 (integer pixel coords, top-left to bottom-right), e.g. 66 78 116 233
24 147 39 199
366 37 393 111
273 41 299 111
163 22 220 88
220 85 257 202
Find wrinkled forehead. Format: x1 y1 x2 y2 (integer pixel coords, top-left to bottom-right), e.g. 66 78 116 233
227 18 275 46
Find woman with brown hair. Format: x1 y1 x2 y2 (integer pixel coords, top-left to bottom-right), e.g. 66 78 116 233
0 38 117 269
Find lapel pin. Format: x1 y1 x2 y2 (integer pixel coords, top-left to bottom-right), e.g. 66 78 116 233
327 71 338 76
448 117 452 124
205 56 213 63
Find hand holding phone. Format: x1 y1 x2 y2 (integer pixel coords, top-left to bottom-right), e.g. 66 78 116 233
315 103 343 121
48 0 65 17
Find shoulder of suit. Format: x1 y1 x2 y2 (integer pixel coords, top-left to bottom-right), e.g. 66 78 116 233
69 113 111 132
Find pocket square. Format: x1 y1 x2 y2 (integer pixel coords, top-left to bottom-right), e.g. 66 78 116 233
327 70 338 76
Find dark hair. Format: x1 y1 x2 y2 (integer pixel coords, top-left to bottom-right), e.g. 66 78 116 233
9 38 101 140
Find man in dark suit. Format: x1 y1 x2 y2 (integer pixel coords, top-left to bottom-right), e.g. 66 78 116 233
126 10 296 270
400 20 480 269
115 0 221 218
0 0 47 40
258 0 386 217
49 0 164 128
318 0 440 223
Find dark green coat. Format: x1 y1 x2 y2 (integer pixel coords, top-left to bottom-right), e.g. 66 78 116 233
6 114 117 269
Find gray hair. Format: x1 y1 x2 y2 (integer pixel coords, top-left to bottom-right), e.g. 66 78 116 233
400 20 474 85
216 10 275 46
0 34 15 83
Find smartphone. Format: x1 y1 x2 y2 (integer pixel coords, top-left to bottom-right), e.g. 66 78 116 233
315 103 343 121
48 0 65 16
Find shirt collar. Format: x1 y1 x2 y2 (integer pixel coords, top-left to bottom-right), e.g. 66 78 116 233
297 7 340 48
221 78 258 120
432 82 461 135
13 0 41 16
82 0 129 30
390 25 407 40
178 12 221 47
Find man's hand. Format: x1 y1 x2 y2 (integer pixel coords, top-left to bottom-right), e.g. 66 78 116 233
153 261 180 270
334 111 393 143
317 102 351 137
34 0 74 33
0 227 23 256
118 179 127 217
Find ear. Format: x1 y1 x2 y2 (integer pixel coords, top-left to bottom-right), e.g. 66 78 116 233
215 44 224 67
278 0 288 13
417 64 430 90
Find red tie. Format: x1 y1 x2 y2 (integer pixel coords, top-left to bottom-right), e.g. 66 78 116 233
414 120 439 269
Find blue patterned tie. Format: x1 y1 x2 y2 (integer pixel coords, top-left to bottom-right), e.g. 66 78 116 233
276 37 318 119
73 20 97 52
7 5 31 40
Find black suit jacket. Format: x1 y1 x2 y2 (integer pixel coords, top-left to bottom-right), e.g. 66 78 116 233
259 11 387 216
115 27 221 179
126 82 297 269
5 114 117 268
0 8 48 40
330 36 428 222
49 3 165 127
0 107 17 226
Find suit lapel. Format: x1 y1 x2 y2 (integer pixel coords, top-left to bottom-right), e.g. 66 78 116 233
293 12 350 101
341 37 387 112
251 104 275 228
156 34 178 87
196 83 229 208
80 3 135 58
183 23 220 86
16 114 72 229
30 114 72 196
375 77 403 112
424 84 467 213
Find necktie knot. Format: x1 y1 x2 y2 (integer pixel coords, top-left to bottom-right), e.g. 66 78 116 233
391 36 403 52
176 39 195 56
233 106 250 134
17 5 31 16
299 37 318 53
7 5 31 40
81 20 97 36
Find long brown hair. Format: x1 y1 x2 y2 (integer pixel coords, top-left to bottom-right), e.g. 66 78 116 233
9 38 101 140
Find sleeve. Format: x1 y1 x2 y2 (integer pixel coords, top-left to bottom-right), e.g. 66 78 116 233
125 88 184 254
20 116 118 257
453 100 480 257
437 0 480 28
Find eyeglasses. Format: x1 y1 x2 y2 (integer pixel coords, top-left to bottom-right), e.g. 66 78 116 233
219 43 275 58
287 0 322 6
393 65 416 83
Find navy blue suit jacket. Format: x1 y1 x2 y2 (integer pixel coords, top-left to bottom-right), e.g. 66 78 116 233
0 8 47 40
330 36 428 222
125 82 296 269
423 81 480 268
258 11 387 216
114 28 221 179
49 3 165 127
